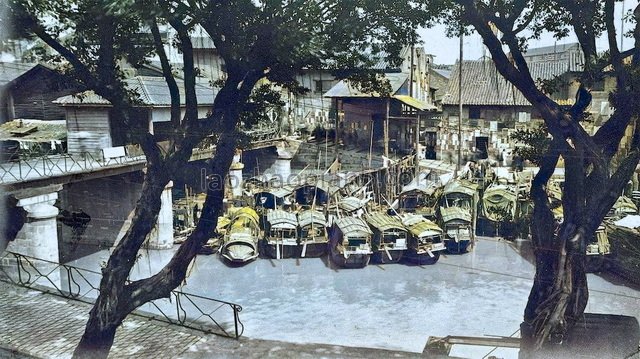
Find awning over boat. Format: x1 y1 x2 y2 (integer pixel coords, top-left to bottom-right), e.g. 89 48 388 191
440 206 472 224
613 214 640 229
254 188 293 208
266 209 298 229
482 184 518 221
298 210 326 228
400 181 441 196
228 207 259 228
338 196 367 213
364 212 405 232
443 179 478 197
294 179 339 206
400 214 443 237
334 217 372 237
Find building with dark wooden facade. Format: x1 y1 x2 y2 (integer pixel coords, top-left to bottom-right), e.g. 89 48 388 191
0 62 82 123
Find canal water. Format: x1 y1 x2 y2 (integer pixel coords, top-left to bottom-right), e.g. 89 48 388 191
70 238 640 359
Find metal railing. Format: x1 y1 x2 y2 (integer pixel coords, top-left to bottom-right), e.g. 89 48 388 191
0 134 286 185
0 150 145 184
0 251 244 338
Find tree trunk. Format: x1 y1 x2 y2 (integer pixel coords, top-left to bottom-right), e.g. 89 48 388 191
519 140 589 357
521 234 588 358
73 168 169 359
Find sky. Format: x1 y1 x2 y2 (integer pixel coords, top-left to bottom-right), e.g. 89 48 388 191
419 0 639 65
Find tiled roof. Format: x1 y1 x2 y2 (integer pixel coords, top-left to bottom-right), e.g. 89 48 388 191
442 59 575 106
323 72 408 98
54 76 216 106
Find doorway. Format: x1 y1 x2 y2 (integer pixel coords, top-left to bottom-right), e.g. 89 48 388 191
475 136 489 159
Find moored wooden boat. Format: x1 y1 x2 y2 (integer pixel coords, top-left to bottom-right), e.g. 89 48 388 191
395 178 443 221
482 183 518 222
400 213 446 265
364 212 407 264
439 179 478 254
329 217 373 268
297 209 328 257
262 209 299 259
605 216 640 284
219 207 261 265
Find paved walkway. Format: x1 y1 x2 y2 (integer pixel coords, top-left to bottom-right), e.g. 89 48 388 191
0 281 446 359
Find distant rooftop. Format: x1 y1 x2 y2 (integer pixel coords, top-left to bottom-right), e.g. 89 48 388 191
443 59 576 106
522 42 581 57
433 68 451 79
0 62 37 87
323 72 409 98
54 76 216 107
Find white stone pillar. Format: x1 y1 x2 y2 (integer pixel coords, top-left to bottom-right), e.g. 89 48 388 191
8 190 60 262
275 143 293 185
147 181 174 249
229 151 244 198
273 158 292 184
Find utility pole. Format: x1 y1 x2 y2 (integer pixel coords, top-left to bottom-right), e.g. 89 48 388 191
410 45 420 179
457 28 463 176
621 0 625 50
384 98 390 158
409 44 415 98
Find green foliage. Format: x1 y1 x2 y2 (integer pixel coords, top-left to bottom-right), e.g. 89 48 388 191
510 124 552 166
239 83 285 130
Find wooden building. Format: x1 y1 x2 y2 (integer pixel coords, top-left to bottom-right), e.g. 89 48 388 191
53 76 216 155
324 47 439 158
0 62 81 123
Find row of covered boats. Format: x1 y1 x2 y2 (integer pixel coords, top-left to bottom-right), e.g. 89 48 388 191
193 157 638 281
216 205 451 268
213 166 481 268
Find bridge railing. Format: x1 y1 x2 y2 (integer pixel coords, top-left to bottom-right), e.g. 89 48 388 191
0 149 145 184
1 133 286 185
0 251 244 339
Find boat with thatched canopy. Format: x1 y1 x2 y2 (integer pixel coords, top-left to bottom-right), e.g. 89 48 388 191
329 216 373 268
395 178 443 221
219 207 261 265
400 213 446 264
297 209 328 257
262 209 299 259
364 212 407 264
439 179 478 254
